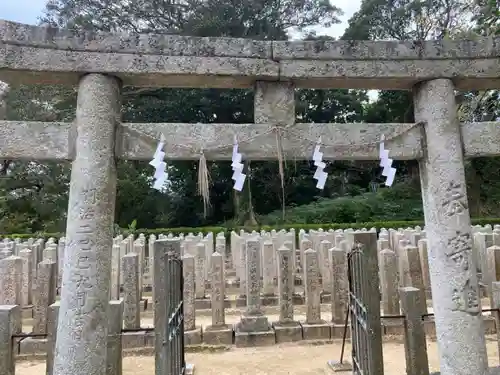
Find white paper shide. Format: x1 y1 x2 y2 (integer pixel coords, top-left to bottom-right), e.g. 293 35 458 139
231 136 246 191
312 138 328 190
379 134 396 187
150 134 168 190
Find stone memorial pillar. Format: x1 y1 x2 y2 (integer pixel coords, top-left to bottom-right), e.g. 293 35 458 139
53 74 121 375
204 251 232 345
273 245 302 343
413 78 488 375
122 253 140 329
235 237 275 347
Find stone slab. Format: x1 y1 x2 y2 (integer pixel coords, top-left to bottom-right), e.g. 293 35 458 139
320 293 331 303
301 321 331 340
292 294 305 305
234 325 276 348
261 295 279 306
2 120 499 162
194 299 211 310
235 297 246 307
203 324 233 345
19 337 47 354
239 315 270 332
382 319 405 335
185 326 203 346
122 331 147 349
272 321 303 343
2 21 498 90
327 359 353 372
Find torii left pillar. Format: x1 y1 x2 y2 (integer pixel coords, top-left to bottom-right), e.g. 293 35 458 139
53 73 122 375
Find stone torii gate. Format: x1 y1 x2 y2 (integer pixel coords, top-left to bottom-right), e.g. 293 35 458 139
0 19 500 375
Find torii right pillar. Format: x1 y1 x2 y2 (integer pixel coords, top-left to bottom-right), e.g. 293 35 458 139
413 78 489 375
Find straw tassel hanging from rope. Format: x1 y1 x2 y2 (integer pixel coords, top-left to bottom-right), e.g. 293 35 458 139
197 151 211 218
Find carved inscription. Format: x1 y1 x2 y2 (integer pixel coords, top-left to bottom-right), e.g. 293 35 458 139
442 181 468 217
451 279 480 315
68 187 99 339
446 231 480 315
446 231 472 271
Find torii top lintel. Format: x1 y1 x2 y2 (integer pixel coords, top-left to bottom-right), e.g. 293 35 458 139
0 19 499 90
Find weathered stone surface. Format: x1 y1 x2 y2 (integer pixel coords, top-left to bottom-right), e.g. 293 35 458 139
277 246 294 323
399 287 430 375
53 74 121 375
380 249 400 315
0 20 498 89
304 249 321 324
122 253 140 329
33 260 56 335
107 300 124 375
0 20 273 57
183 254 196 331
414 78 488 374
272 39 500 60
210 251 225 327
0 256 22 305
0 305 21 375
46 302 59 375
2 120 499 161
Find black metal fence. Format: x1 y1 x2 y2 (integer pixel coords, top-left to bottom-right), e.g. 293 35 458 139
164 257 185 375
347 241 384 375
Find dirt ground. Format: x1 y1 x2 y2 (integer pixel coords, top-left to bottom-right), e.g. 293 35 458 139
16 335 500 375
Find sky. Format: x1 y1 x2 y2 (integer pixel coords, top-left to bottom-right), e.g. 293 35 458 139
0 0 362 39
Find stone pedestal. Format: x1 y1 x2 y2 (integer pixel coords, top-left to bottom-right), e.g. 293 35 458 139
184 326 203 346
273 321 302 343
301 321 332 340
234 325 276 348
203 324 233 345
235 237 275 348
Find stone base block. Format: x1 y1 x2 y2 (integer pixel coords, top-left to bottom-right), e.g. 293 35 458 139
19 337 47 354
122 331 147 349
382 319 404 335
21 306 33 319
423 319 436 337
239 314 270 332
203 324 233 345
273 321 302 343
185 326 203 345
234 325 275 348
261 295 279 306
292 293 305 305
236 296 246 307
144 331 155 347
195 299 211 310
225 270 237 277
484 316 496 334
331 323 350 339
327 359 353 372
320 293 331 303
302 321 331 340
